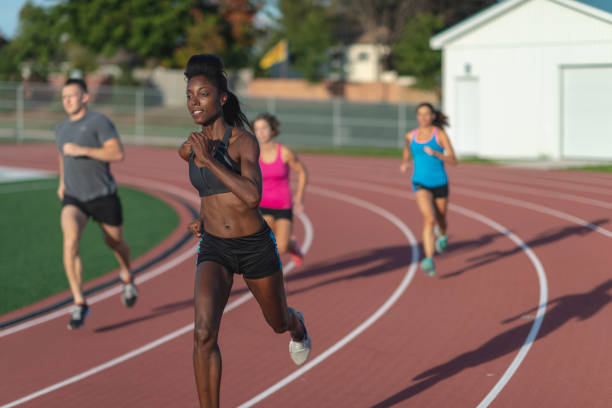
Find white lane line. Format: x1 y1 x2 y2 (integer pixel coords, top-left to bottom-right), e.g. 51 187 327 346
0 245 196 339
457 178 612 210
309 168 612 239
0 212 313 408
307 178 547 408
237 186 419 408
0 177 202 339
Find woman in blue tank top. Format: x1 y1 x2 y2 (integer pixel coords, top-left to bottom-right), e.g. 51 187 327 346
400 103 457 276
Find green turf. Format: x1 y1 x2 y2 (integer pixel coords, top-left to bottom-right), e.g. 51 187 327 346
570 165 612 173
0 178 179 315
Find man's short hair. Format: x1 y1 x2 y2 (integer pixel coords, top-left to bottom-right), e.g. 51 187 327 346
64 78 88 93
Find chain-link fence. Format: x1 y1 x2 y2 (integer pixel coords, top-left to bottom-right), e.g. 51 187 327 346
0 82 419 149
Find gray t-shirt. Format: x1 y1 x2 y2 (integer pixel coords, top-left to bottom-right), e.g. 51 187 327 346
55 110 119 202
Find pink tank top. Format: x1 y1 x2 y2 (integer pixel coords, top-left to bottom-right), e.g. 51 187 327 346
259 143 292 209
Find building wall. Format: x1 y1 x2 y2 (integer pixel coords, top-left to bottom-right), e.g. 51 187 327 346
441 0 612 158
248 79 438 104
344 44 388 83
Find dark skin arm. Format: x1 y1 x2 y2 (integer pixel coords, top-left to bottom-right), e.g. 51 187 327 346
189 129 262 209
178 139 192 162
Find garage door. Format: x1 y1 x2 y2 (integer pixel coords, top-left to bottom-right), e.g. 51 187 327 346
562 66 612 159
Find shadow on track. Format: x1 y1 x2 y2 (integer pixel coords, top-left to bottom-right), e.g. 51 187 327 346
371 278 612 407
228 245 413 298
94 299 192 332
441 219 609 279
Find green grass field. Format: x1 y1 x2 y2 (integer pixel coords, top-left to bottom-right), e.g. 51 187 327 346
572 165 612 173
0 178 179 315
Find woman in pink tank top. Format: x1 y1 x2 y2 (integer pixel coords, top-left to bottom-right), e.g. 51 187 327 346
254 113 308 265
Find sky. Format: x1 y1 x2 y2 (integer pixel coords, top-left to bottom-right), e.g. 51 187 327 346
0 0 55 39
0 0 278 40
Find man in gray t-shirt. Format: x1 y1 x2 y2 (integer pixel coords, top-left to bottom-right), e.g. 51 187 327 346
56 78 138 329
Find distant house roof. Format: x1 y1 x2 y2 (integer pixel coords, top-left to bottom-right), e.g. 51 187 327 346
430 0 612 49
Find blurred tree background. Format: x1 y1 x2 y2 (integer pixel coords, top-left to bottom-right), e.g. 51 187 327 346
0 0 496 88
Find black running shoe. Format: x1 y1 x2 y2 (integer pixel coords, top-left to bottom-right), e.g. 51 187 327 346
67 304 89 330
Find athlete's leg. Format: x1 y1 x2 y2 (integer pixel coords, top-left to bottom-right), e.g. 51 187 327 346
99 223 132 283
433 197 449 236
273 218 292 254
193 262 233 408
61 205 88 304
244 270 305 341
415 189 436 259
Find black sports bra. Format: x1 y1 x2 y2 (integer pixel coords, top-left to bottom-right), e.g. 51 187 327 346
189 126 241 197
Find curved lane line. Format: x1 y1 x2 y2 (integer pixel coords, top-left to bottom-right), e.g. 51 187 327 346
308 178 547 408
0 177 201 339
0 211 313 408
237 186 420 407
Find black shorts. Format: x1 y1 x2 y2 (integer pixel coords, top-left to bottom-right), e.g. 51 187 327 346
62 193 123 226
260 207 293 221
196 225 282 279
414 183 449 199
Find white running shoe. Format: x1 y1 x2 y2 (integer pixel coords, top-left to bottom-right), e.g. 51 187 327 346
288 308 311 366
121 282 139 307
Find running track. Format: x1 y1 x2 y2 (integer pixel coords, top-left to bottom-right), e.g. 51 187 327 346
1 144 611 407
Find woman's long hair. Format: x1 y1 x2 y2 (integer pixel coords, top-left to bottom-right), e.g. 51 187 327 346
417 102 449 129
184 54 251 131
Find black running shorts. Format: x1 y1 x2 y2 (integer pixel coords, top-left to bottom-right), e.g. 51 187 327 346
196 225 282 279
260 207 293 221
62 193 123 226
414 183 449 199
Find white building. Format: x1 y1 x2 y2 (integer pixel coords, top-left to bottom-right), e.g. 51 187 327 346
431 0 612 159
344 43 388 82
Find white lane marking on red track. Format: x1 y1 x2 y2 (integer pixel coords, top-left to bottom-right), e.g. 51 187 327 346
239 180 547 407
308 166 612 239
237 187 419 407
457 178 612 210
0 177 202 339
310 161 612 209
0 212 313 408
0 246 197 339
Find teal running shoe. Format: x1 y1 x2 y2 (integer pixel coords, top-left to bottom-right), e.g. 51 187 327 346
420 257 436 277
435 235 448 254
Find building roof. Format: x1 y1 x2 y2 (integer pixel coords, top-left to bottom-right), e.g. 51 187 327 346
430 0 612 49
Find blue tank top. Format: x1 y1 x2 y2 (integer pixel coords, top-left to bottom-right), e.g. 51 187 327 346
410 127 448 189
189 126 241 197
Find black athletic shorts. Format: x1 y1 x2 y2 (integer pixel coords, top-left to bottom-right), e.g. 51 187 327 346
414 183 449 199
196 225 282 279
260 207 293 221
62 193 123 226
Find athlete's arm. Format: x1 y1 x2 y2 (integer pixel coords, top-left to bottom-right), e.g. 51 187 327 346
178 139 192 162
190 130 262 209
63 138 125 162
400 132 412 173
429 129 458 165
57 152 65 200
283 145 308 212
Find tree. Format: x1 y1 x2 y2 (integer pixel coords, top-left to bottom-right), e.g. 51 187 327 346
9 2 65 80
171 0 262 70
54 0 193 80
332 0 424 70
275 0 336 82
393 13 444 89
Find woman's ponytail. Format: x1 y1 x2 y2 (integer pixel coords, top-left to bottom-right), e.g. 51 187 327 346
223 91 251 131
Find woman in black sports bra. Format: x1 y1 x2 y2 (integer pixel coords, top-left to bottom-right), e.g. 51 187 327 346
178 54 311 408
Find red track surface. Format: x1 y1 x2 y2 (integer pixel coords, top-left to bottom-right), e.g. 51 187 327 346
1 144 611 407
